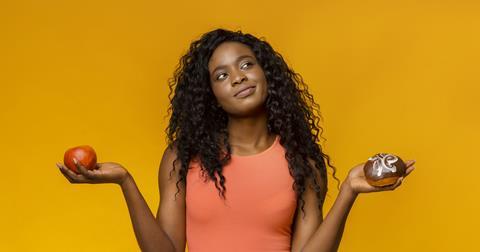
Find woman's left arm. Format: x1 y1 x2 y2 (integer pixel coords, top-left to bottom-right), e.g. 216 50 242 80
301 160 416 252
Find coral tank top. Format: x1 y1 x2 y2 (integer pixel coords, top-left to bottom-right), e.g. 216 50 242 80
186 135 297 252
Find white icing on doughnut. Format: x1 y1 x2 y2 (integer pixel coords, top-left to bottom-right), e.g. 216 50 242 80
368 153 398 176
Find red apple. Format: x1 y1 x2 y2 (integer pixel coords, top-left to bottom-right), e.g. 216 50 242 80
63 145 97 174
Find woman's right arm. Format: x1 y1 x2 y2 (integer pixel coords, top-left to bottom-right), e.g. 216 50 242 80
57 146 186 252
122 145 186 252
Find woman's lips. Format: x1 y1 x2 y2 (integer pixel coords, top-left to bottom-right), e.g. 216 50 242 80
235 86 256 98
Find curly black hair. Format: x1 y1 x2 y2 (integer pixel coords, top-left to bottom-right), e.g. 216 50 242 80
166 28 340 217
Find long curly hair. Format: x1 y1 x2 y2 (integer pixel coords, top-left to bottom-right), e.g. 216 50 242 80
166 28 340 216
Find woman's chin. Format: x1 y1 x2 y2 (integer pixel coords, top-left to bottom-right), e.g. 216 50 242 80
228 104 267 118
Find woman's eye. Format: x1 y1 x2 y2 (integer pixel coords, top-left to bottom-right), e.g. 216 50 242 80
241 62 253 69
216 73 227 80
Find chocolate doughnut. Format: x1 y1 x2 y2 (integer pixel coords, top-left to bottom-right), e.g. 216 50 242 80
363 153 406 187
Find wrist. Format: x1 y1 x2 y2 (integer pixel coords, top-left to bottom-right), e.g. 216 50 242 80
341 178 359 198
119 172 133 188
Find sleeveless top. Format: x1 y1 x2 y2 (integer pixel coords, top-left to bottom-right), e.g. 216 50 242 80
186 135 297 252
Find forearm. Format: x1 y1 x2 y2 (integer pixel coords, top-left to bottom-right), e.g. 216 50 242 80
302 182 358 252
120 174 176 252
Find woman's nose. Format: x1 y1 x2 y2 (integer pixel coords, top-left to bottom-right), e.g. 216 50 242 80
231 70 247 85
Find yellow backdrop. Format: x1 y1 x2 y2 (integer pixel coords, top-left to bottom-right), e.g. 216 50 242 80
1 0 479 251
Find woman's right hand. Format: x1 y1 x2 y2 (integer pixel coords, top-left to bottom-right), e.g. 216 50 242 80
56 158 130 186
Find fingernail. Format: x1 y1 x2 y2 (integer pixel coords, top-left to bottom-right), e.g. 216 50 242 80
73 158 77 164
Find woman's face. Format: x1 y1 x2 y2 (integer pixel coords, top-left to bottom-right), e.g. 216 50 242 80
208 41 268 117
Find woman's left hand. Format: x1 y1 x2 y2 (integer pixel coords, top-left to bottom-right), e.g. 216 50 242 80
343 160 416 194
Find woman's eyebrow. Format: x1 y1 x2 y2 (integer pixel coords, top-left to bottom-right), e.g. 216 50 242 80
211 55 254 74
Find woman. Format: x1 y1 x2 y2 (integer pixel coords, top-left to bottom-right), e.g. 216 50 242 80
57 29 415 252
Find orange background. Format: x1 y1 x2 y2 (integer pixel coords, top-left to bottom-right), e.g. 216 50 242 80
1 0 479 251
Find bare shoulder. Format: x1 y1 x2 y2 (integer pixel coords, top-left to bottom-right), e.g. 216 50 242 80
156 143 186 252
158 144 183 185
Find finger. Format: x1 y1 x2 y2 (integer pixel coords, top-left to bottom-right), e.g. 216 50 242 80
57 162 80 177
73 158 96 180
57 163 75 183
404 166 415 177
384 177 403 191
57 162 91 183
59 163 84 184
405 160 416 168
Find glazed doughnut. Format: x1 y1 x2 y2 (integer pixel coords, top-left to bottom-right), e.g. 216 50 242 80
363 153 406 187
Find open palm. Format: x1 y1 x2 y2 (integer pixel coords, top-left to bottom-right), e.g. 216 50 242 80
346 160 416 194
57 159 129 185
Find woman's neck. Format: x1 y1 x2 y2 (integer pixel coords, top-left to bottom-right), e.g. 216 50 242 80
226 110 275 154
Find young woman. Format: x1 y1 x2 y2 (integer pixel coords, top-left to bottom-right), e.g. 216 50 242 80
57 29 415 252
